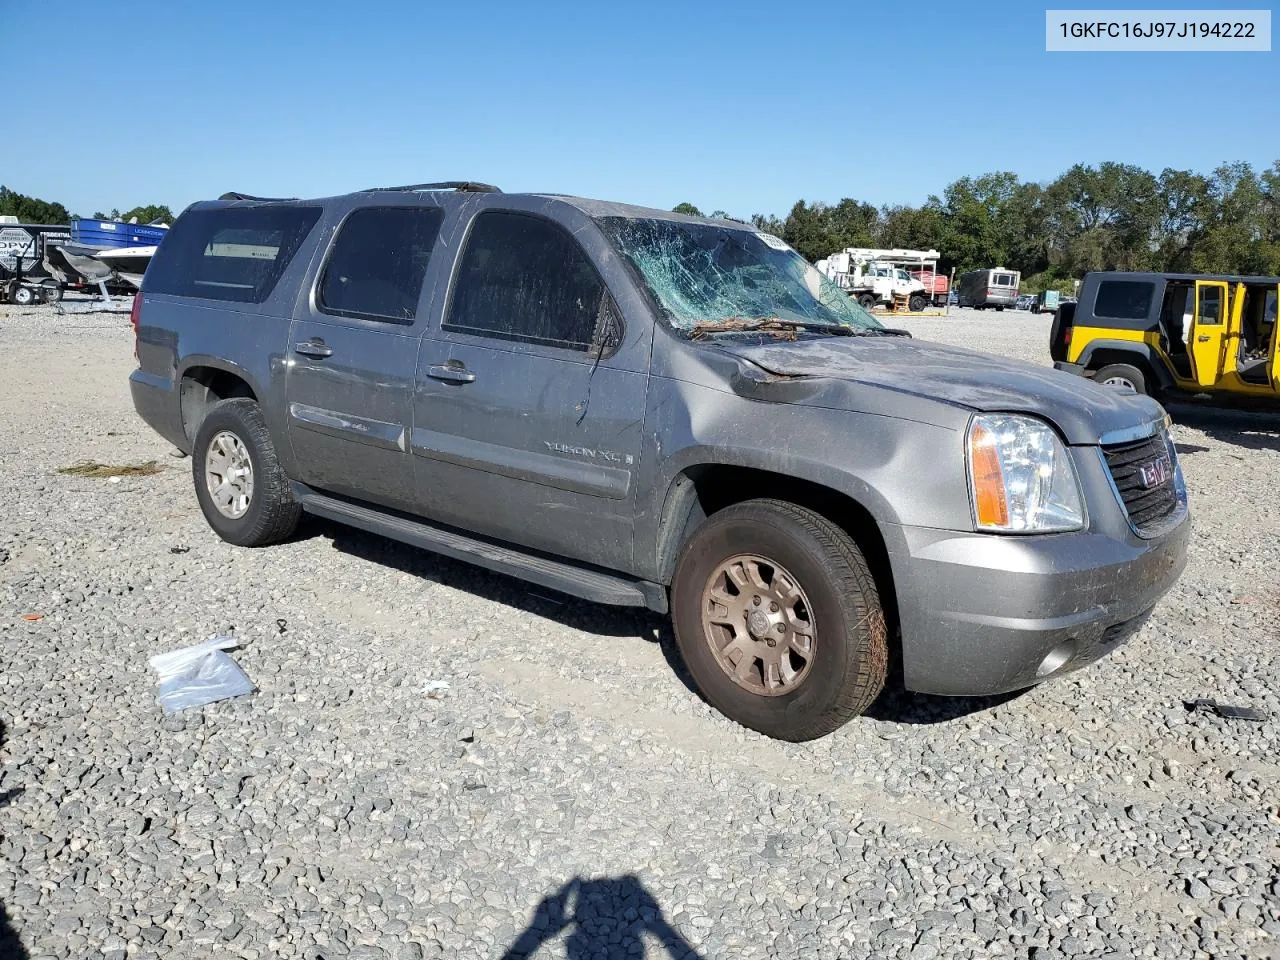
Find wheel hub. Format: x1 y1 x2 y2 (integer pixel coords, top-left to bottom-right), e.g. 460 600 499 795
205 430 255 519
701 554 816 697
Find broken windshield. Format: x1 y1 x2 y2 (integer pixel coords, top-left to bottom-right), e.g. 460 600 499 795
596 217 882 336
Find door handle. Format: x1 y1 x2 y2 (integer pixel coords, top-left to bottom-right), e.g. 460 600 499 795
1196 335 1212 343
427 362 476 384
294 339 333 359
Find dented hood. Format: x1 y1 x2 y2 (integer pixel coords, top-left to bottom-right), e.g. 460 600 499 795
718 335 1164 444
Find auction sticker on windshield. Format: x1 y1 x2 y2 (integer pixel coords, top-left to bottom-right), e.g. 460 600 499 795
757 233 790 251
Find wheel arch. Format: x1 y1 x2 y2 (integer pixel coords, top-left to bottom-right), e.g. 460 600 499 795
651 463 901 654
178 359 261 443
1076 340 1174 390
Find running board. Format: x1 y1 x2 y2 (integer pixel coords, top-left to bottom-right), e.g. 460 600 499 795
294 487 667 612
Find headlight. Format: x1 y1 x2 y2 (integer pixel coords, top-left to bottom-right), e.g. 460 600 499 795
967 414 1084 532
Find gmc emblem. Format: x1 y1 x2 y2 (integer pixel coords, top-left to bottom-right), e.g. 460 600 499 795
1139 456 1172 489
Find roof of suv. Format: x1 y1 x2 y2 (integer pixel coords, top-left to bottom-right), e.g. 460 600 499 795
209 186 758 232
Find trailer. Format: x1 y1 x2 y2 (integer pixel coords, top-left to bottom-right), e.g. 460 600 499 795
0 218 71 304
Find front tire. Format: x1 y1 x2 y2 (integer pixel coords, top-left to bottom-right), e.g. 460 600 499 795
192 398 300 546
908 294 926 312
857 293 876 310
671 499 887 741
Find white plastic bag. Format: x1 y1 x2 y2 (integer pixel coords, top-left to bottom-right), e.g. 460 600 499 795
149 635 255 714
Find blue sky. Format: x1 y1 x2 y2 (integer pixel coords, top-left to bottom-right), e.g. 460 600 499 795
5 0 1277 219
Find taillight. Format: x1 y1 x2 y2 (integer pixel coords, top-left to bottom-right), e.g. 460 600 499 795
129 294 142 359
1063 328 1072 344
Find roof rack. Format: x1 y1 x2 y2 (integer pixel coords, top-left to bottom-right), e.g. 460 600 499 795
219 192 298 202
362 181 502 194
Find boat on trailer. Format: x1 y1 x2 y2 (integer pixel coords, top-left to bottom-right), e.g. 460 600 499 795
92 245 158 289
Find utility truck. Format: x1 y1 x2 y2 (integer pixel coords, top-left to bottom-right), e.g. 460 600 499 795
817 247 942 312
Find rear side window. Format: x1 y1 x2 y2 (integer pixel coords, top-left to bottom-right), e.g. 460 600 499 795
145 205 321 303
1094 280 1154 320
444 211 610 352
993 274 1015 286
318 206 444 323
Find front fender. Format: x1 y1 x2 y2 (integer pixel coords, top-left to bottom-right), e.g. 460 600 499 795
632 378 968 581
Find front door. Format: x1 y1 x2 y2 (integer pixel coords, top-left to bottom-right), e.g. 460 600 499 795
1189 280 1229 387
412 209 649 572
286 205 444 511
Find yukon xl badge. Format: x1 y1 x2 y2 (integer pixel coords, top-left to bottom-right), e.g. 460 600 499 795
544 441 634 466
1139 456 1172 489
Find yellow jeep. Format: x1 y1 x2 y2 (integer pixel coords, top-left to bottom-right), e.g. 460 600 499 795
1052 271 1280 401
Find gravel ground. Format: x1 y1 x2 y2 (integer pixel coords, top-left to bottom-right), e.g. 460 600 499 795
1 299 1277 960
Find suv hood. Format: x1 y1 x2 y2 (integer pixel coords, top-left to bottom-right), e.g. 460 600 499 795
718 336 1163 444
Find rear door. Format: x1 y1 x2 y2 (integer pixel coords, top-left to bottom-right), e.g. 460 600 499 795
1268 284 1280 390
1189 279 1229 387
286 205 444 510
412 208 649 571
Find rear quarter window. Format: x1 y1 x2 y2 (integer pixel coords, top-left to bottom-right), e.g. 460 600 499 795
145 205 322 303
1093 280 1155 321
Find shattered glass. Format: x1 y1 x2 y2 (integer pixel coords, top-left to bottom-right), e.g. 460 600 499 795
596 217 882 336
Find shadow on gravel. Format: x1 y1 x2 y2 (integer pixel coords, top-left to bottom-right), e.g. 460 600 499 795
312 518 703 696
0 720 30 960
501 875 703 960
1167 403 1280 453
865 681 1028 726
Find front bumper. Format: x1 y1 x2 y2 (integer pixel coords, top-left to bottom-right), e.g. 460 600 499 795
885 508 1190 696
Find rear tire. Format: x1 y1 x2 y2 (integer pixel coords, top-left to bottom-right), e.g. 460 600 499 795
40 281 63 304
908 294 926 312
10 286 34 306
671 499 888 741
192 398 301 547
1093 363 1148 396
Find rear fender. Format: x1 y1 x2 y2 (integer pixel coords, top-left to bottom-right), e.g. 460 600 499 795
1074 339 1175 390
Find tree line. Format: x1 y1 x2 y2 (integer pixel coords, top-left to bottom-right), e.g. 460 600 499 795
0 186 175 227
676 159 1280 293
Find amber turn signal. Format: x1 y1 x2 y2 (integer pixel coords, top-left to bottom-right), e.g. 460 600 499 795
969 421 1009 528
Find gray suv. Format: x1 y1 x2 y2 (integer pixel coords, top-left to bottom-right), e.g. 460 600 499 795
130 183 1190 741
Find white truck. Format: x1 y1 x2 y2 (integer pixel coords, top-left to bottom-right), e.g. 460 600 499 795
816 247 941 312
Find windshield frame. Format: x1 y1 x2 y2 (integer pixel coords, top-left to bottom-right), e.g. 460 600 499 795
594 215 883 339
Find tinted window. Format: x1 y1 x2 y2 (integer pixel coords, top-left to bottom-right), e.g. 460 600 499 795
444 211 608 352
993 273 1015 286
1094 280 1155 320
145 205 321 303
319 206 443 323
